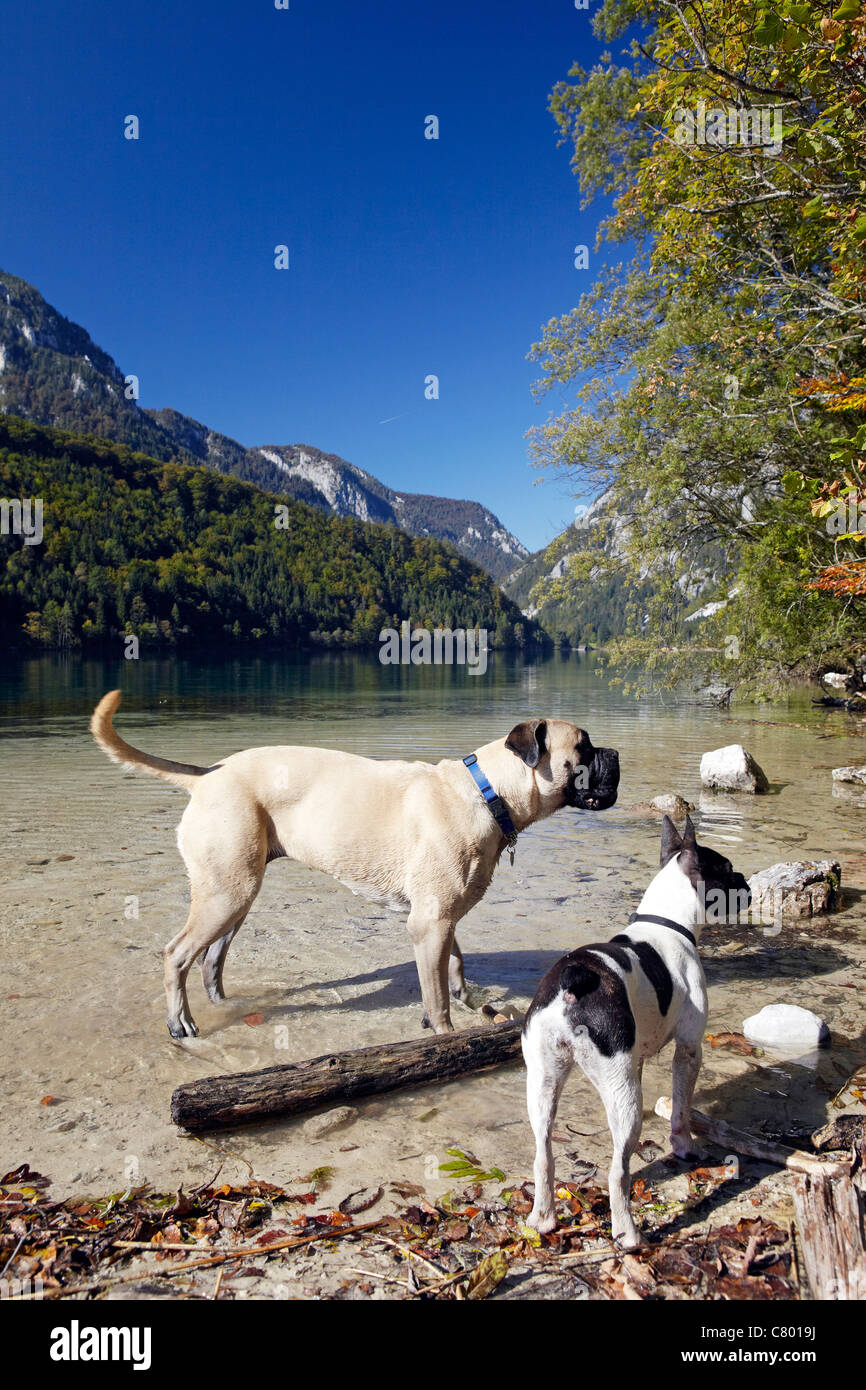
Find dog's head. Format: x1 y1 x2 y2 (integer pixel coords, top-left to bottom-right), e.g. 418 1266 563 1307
504 718 620 813
660 814 751 922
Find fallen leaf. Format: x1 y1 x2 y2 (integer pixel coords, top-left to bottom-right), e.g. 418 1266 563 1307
691 1165 733 1183
243 1013 265 1026
707 1031 756 1055
622 1253 656 1292
170 1188 194 1217
317 1209 351 1227
465 1249 509 1300
258 1227 293 1246
191 1216 220 1239
507 1188 532 1216
216 1200 244 1229
440 1220 470 1242
338 1186 383 1215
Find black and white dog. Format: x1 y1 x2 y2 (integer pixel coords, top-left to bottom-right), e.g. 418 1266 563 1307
522 815 750 1248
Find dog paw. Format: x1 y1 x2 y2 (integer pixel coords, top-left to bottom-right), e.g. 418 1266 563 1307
671 1134 705 1162
613 1227 642 1251
167 1017 199 1039
617 1234 644 1256
527 1210 558 1236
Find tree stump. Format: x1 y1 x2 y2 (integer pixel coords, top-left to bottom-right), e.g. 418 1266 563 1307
791 1163 866 1300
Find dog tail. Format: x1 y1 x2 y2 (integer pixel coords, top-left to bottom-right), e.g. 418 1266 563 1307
91 690 211 790
560 960 599 1000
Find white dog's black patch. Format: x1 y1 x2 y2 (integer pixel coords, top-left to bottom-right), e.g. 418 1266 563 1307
611 934 674 1015
524 950 636 1057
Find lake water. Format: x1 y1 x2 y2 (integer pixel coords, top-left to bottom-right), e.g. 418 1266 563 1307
1 650 864 1222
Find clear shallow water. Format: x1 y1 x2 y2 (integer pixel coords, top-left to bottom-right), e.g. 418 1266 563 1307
2 648 864 864
1 651 864 1205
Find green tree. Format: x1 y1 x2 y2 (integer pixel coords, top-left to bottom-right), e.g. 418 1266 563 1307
529 0 866 690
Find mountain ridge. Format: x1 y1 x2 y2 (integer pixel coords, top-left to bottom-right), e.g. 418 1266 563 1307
0 270 528 581
0 412 544 652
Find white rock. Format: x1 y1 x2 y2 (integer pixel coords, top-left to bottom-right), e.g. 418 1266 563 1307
823 672 851 689
743 1004 829 1051
832 765 866 785
301 1105 358 1139
748 860 842 920
700 744 769 793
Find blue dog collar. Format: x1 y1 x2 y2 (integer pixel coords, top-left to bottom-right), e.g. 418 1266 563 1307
463 754 518 860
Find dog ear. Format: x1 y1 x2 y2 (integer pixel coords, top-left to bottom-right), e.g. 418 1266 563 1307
677 814 701 876
505 719 548 769
660 814 683 865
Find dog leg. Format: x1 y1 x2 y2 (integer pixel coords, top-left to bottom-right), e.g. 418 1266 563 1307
448 937 470 1003
670 1038 704 1160
408 913 455 1034
200 920 245 1004
164 885 260 1038
602 1064 643 1249
524 1033 572 1234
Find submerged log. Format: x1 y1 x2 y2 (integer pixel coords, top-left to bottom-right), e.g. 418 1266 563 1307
171 1020 523 1132
653 1097 848 1176
812 694 866 710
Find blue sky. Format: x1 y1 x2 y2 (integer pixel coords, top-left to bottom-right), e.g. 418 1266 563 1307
2 0 622 552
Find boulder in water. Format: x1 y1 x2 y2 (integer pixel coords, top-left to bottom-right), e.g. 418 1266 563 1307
700 744 769 793
832 765 866 785
748 860 841 920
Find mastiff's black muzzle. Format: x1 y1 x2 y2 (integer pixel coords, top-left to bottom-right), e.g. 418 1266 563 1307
568 745 620 811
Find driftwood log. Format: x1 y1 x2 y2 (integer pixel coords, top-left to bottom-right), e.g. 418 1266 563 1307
171 1020 523 1132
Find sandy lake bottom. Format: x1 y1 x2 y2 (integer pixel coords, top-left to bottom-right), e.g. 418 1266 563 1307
1 656 865 1296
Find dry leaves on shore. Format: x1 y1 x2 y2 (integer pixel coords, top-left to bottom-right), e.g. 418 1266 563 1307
0 1163 796 1302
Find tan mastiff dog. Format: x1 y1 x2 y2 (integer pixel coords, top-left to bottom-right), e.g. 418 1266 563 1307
91 691 620 1039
